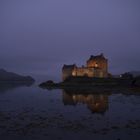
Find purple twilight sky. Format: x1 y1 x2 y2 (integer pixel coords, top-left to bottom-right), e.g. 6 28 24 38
0 0 140 81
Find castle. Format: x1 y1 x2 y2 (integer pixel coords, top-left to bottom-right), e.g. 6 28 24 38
62 53 108 81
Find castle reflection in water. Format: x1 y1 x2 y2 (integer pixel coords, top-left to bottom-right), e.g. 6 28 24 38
62 90 110 114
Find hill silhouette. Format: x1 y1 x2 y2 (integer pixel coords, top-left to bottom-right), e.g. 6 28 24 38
0 69 35 82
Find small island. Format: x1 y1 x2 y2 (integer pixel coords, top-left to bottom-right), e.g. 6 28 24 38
39 54 140 90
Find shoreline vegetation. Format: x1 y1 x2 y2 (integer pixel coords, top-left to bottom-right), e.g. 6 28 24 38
39 76 140 92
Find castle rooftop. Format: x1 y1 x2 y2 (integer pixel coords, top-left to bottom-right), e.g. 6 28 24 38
88 53 106 60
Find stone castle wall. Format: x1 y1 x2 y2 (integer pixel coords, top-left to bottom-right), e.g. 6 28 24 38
62 54 108 80
72 67 94 77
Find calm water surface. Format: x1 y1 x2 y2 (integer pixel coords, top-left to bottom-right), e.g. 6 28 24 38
0 84 140 140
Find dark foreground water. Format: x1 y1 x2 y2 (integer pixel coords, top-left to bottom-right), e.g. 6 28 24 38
0 84 140 140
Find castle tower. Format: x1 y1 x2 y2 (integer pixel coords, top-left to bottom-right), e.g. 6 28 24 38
62 64 76 81
86 53 108 77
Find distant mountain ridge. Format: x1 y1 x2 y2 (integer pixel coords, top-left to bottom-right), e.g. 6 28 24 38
0 69 35 82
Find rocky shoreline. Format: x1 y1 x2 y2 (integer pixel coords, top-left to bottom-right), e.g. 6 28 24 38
39 77 140 91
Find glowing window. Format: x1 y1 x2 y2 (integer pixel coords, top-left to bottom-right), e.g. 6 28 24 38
95 63 98 68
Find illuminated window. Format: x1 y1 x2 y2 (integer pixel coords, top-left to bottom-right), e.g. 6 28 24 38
72 71 76 76
95 63 98 68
